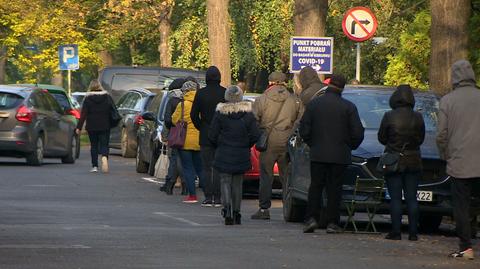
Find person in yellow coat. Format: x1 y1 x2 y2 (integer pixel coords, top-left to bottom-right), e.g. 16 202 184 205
172 81 203 203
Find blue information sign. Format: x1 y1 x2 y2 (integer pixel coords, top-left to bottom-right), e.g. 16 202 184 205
290 37 333 74
58 44 79 70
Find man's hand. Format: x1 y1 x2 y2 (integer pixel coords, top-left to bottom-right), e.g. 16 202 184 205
75 128 81 135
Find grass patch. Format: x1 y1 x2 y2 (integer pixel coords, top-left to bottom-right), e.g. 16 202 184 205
80 133 90 146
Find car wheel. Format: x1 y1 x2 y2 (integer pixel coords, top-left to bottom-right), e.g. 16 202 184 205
147 145 160 176
26 135 44 166
283 163 306 222
121 128 136 158
136 145 148 173
75 134 81 159
61 135 76 164
419 214 443 233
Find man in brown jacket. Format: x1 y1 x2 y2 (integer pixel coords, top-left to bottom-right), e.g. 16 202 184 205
437 60 480 260
251 71 304 220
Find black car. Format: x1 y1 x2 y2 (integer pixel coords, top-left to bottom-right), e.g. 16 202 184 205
136 91 170 175
283 86 480 231
109 88 160 158
0 85 77 165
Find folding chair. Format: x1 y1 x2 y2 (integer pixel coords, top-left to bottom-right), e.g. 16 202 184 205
343 177 384 233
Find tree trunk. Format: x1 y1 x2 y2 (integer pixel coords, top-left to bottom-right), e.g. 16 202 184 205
0 46 6 84
51 72 63 87
294 0 328 37
293 0 328 80
98 50 113 67
158 19 172 67
430 0 471 96
206 0 231 86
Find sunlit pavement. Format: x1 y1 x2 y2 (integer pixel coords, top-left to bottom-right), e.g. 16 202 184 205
0 150 478 269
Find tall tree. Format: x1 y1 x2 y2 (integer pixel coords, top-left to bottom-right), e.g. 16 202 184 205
207 0 231 86
156 0 174 67
0 46 6 83
294 0 328 36
430 0 471 95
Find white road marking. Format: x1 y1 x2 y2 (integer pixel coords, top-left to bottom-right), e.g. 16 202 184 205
0 244 91 249
153 212 203 226
24 185 62 187
141 177 164 184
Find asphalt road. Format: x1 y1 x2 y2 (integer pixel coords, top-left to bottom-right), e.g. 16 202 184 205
0 150 478 269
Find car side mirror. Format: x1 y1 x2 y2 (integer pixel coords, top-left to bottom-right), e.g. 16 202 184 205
142 111 156 122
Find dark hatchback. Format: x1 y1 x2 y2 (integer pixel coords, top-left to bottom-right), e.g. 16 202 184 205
109 88 160 158
283 86 480 231
0 85 77 165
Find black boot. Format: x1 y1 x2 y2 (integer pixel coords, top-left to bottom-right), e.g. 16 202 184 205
222 207 233 225
233 211 241 225
181 182 188 195
164 181 174 195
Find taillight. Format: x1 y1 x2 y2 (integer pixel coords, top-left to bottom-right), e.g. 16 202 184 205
67 108 81 120
16 105 34 123
134 114 144 125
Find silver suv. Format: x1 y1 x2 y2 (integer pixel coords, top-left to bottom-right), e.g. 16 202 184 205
0 85 77 165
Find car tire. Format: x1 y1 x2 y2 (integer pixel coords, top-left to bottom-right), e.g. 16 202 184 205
419 214 443 233
26 135 44 166
136 145 148 173
75 134 81 159
121 128 136 158
147 144 160 176
283 163 306 222
61 135 76 164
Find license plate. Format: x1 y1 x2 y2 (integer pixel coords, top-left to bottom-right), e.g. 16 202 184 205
416 191 433 202
384 190 433 202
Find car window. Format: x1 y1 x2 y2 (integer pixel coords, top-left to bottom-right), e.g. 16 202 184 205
343 92 438 132
158 94 171 121
138 95 155 111
50 92 72 110
30 92 49 110
147 93 163 115
43 93 64 114
116 93 130 108
0 92 23 109
128 92 142 110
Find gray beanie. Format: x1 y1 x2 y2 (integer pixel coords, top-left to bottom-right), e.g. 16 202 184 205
225 85 244 103
181 81 198 92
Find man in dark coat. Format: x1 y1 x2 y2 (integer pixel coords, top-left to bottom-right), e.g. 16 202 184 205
191 66 226 206
437 60 480 260
299 74 364 233
297 66 327 106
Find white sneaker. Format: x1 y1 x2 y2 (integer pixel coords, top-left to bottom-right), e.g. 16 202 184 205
101 156 109 173
90 167 98 173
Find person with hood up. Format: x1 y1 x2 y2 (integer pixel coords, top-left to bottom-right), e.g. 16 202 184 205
209 86 260 225
300 74 364 234
251 71 304 220
160 78 186 195
437 60 480 260
296 66 327 106
76 79 116 173
378 84 425 241
172 81 203 203
190 66 226 207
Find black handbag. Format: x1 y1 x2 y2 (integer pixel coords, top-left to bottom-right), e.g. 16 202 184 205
255 99 287 152
109 97 122 127
376 150 403 174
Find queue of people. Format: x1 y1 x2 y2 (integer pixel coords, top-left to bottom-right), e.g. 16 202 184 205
79 60 479 260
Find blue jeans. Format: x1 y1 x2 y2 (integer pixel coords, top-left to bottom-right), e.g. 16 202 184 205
88 130 110 167
386 171 420 235
178 150 202 196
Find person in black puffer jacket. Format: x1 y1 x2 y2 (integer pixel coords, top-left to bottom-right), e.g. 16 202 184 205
378 84 425 241
76 79 115 173
209 85 260 225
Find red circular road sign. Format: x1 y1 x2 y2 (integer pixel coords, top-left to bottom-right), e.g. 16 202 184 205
342 7 378 42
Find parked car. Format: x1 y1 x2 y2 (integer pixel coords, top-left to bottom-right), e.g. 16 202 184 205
283 86 480 231
110 88 161 157
15 84 81 159
72 92 87 107
0 85 77 165
99 66 206 102
136 91 169 175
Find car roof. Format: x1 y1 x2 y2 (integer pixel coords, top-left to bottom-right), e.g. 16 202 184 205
0 84 40 98
343 85 439 98
14 84 66 92
127 88 162 96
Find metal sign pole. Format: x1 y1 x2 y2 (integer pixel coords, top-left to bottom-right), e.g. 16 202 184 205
355 42 361 82
67 70 72 96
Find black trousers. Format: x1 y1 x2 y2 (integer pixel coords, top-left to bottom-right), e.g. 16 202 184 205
452 177 480 251
306 162 346 225
87 130 110 168
201 146 220 200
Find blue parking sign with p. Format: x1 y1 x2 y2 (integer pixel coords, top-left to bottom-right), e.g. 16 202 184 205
59 45 79 70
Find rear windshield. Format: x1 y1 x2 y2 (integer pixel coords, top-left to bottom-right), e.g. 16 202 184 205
50 93 71 109
0 92 23 109
111 73 205 91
